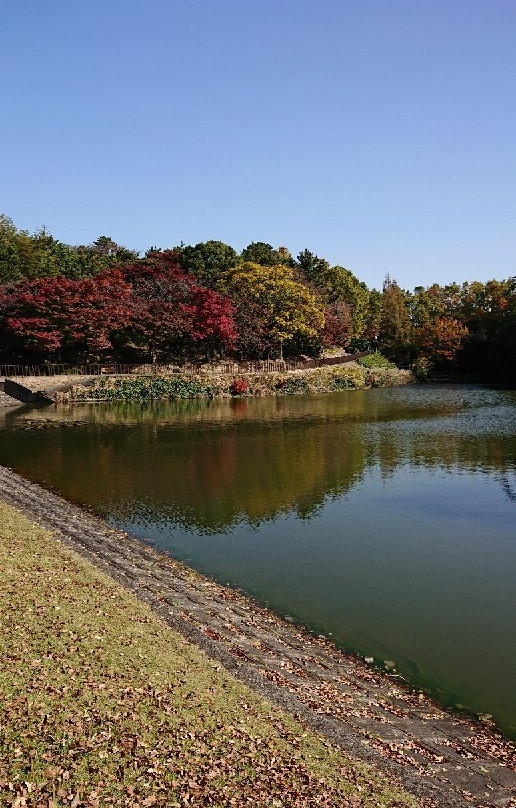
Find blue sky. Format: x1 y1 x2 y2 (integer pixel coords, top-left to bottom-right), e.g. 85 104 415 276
1 0 515 289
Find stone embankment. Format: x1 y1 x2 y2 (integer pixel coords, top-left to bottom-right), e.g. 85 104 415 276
0 465 514 808
0 379 20 408
3 374 97 404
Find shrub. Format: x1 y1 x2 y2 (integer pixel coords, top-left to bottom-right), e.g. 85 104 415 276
358 352 395 369
411 356 433 381
326 365 367 391
330 374 353 390
83 376 209 401
279 376 309 395
229 378 250 396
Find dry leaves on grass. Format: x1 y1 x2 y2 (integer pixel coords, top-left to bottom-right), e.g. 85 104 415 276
0 504 417 808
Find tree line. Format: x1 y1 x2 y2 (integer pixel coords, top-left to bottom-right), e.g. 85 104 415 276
1 214 514 380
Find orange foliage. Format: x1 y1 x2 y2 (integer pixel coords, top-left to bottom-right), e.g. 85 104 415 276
414 316 469 363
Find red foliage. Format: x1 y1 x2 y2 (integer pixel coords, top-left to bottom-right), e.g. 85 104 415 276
0 271 133 357
0 251 236 362
322 302 352 348
230 299 273 359
124 252 236 360
229 378 249 395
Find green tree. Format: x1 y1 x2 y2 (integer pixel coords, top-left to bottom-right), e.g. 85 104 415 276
295 254 371 342
0 215 19 282
240 242 290 267
409 283 462 327
363 287 383 346
410 286 437 327
314 265 370 340
277 245 294 266
0 215 40 282
0 214 138 282
180 240 238 288
378 275 412 365
296 249 330 282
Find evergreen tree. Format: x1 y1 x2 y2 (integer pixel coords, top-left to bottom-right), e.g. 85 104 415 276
379 275 412 365
180 240 238 288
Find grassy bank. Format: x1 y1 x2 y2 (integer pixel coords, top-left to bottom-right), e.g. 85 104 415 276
60 363 413 403
0 503 417 808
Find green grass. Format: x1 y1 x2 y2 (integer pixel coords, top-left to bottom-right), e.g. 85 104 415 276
0 503 418 807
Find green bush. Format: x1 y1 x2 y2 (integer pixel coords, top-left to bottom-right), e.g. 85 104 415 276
358 352 395 369
330 374 353 390
278 376 309 395
86 376 209 401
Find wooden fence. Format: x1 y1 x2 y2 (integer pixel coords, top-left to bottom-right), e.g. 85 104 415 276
0 353 367 379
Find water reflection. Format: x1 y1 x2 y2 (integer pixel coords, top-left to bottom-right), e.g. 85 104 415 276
1 387 515 530
1 385 515 737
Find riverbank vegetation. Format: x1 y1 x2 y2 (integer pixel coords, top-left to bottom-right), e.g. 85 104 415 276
1 214 514 381
60 362 412 403
0 502 417 808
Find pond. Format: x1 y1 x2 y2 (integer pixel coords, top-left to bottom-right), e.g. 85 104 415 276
1 383 515 738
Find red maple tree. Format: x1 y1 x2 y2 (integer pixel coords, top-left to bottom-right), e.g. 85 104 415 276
0 250 236 362
122 251 236 361
0 271 133 359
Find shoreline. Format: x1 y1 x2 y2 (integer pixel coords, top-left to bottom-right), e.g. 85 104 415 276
11 363 413 404
0 392 21 409
1 497 414 808
0 464 514 807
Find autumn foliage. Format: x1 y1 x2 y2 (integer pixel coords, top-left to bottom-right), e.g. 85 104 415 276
0 216 514 378
119 251 236 361
322 302 352 349
0 271 134 357
0 253 236 363
219 262 325 358
413 317 469 363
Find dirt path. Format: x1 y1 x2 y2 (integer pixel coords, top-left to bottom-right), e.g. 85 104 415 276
0 465 514 808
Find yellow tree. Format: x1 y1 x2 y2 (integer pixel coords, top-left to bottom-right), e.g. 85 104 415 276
219 262 325 357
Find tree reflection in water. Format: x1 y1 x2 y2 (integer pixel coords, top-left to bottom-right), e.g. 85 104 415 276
1 386 514 531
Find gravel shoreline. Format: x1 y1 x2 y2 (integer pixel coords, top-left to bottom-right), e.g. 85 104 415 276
0 464 514 807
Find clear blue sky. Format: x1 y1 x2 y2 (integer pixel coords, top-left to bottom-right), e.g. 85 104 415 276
1 0 515 289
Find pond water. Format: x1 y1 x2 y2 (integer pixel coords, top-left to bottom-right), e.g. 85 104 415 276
1 384 515 738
